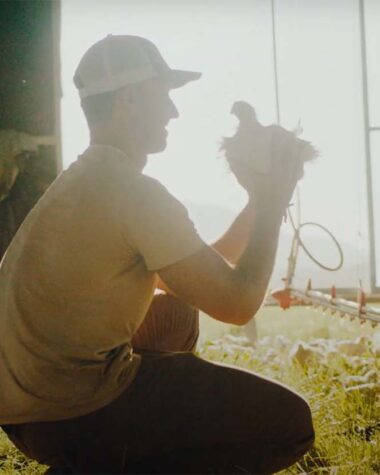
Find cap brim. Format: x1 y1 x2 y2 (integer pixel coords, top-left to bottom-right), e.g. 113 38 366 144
166 69 202 89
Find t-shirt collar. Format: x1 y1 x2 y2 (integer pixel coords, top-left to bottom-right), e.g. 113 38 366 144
85 144 146 172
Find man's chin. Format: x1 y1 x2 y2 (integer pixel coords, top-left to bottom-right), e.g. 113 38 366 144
147 137 167 155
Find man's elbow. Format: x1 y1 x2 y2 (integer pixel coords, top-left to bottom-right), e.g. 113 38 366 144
232 306 259 326
212 300 261 326
228 313 254 326
237 311 256 326
230 286 266 325
204 278 267 326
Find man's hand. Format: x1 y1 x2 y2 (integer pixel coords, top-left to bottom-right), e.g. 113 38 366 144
221 101 316 212
227 126 305 212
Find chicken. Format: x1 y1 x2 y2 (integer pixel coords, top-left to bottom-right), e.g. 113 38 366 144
221 100 317 176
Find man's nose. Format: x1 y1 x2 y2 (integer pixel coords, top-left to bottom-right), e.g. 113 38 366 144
168 97 179 120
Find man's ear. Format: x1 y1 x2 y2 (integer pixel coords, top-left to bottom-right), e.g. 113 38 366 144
120 85 135 105
111 86 131 122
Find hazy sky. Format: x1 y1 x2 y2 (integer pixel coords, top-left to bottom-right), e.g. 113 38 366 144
60 0 379 289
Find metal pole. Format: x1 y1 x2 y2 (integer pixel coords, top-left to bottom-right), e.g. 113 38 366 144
358 0 377 292
270 0 281 125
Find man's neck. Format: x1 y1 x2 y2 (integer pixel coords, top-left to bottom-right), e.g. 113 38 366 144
90 130 147 171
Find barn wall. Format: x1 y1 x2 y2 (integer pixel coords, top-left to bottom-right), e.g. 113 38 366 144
0 0 61 259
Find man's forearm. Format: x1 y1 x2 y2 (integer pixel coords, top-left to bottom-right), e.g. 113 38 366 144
237 204 283 281
234 203 284 315
211 200 255 265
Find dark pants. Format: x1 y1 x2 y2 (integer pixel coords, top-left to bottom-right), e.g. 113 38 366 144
3 295 314 474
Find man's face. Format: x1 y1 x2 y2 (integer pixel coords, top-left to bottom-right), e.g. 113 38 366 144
118 77 179 156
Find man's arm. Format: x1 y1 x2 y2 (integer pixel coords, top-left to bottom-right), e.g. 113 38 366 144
157 199 283 325
156 199 255 293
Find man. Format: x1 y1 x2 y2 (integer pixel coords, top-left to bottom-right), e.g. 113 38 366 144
0 35 314 474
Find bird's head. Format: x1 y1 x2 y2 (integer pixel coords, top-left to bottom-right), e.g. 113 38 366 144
230 101 257 123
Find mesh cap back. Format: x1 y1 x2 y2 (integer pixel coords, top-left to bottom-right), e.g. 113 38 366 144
74 35 201 99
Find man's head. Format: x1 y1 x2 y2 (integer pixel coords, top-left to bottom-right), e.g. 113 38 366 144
74 35 201 157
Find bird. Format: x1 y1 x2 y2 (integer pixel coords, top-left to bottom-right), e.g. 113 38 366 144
221 100 317 176
221 101 273 174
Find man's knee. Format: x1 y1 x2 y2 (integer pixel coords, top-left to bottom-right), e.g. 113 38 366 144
285 393 315 458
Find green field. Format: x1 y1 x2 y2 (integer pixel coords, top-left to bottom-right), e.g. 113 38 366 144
1 305 379 474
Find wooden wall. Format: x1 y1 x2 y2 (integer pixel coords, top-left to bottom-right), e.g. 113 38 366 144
0 0 61 259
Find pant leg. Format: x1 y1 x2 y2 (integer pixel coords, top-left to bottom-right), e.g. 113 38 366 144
108 353 315 474
131 293 199 353
11 352 314 474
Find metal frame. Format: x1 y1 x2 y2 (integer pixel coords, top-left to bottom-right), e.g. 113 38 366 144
270 0 281 125
270 0 379 295
287 287 380 327
358 0 379 293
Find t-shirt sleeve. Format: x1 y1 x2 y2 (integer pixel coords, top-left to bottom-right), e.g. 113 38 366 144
122 175 206 271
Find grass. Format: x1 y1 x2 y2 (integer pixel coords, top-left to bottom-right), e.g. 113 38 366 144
1 305 379 474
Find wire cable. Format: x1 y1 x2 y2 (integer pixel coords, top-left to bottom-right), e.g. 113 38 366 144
286 206 344 282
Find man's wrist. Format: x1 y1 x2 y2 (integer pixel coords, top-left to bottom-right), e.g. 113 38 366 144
249 196 287 221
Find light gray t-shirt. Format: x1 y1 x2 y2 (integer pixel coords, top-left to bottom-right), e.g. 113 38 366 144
0 144 205 424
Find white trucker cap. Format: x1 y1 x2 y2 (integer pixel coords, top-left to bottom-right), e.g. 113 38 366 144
74 34 202 99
